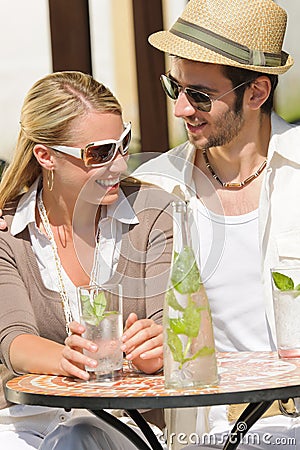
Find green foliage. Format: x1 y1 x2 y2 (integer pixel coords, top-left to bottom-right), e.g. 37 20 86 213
272 271 300 295
165 289 184 312
273 272 296 291
81 291 112 325
171 247 201 294
166 245 214 368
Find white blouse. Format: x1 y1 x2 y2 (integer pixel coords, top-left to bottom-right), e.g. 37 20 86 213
11 177 139 322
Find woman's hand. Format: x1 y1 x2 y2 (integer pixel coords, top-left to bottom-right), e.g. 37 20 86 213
0 209 7 230
60 321 99 381
121 313 163 374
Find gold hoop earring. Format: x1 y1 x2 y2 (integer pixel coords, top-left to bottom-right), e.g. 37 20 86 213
47 169 54 191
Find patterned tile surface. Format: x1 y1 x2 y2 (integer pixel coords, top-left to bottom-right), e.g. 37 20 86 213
6 352 300 401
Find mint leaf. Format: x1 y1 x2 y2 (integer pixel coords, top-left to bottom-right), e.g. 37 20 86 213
80 291 108 325
167 328 184 363
166 300 207 367
93 292 107 317
81 294 90 303
81 294 94 318
169 318 187 334
182 302 201 338
166 288 184 311
272 272 294 290
182 346 215 364
171 247 201 294
83 316 101 326
168 301 203 337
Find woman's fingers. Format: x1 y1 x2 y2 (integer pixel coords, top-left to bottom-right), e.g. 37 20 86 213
60 356 91 381
64 333 97 354
124 313 138 332
124 333 163 361
122 319 163 360
68 320 85 335
122 318 159 341
121 317 164 374
62 321 98 380
123 321 162 347
62 343 97 368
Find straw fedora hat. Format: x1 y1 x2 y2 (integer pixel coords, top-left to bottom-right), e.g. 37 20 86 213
149 0 293 75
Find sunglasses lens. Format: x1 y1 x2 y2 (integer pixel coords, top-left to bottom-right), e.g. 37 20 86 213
121 128 131 154
160 75 179 100
187 89 211 112
161 75 212 112
84 144 116 166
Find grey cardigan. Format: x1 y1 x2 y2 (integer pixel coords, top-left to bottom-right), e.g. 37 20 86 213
0 179 174 409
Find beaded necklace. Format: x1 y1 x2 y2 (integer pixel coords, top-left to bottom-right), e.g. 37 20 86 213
202 149 267 189
37 190 100 335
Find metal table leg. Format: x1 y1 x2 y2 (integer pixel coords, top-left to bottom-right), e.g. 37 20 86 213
125 409 164 450
90 409 163 450
223 400 274 450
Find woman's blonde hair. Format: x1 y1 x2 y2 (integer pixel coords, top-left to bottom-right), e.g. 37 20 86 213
0 71 122 208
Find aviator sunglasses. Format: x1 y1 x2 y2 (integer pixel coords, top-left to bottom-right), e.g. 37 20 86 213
50 122 131 167
160 74 253 112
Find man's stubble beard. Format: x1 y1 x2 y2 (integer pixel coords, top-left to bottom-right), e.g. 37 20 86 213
189 107 245 151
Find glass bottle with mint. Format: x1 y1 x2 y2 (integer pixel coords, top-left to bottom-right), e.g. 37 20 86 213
164 200 218 388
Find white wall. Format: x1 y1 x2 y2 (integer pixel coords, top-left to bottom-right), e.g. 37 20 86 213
0 0 52 162
276 1 300 122
162 0 189 147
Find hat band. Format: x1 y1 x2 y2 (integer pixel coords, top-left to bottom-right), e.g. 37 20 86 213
170 17 282 67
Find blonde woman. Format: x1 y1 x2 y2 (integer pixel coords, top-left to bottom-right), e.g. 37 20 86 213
0 71 172 449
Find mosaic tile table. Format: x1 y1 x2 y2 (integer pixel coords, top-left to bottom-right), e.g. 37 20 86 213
5 352 300 450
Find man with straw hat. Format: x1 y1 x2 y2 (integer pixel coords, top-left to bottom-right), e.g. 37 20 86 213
134 0 300 448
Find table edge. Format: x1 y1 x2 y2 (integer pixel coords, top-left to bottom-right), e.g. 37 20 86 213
5 384 300 410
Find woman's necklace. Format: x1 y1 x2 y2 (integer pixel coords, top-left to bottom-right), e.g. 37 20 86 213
37 191 101 335
202 149 267 189
37 191 73 335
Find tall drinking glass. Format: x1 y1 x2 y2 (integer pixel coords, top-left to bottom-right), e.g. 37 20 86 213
271 267 300 359
77 284 123 380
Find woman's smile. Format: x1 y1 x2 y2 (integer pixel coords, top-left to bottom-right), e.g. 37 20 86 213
96 177 120 188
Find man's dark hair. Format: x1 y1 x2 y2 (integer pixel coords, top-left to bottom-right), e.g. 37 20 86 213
222 66 278 115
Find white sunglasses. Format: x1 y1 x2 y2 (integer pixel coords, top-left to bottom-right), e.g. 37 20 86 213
50 122 131 167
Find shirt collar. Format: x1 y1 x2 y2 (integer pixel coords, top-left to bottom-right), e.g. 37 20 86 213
11 177 40 236
105 188 139 224
269 112 300 165
11 177 138 237
166 141 196 200
181 142 196 189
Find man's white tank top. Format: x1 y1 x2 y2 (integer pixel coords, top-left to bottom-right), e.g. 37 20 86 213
189 196 272 352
